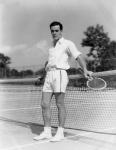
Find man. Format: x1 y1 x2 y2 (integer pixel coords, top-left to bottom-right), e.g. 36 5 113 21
34 21 92 142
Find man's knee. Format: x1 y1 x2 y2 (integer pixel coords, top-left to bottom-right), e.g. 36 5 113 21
56 100 65 109
41 101 50 110
55 93 65 108
41 92 52 110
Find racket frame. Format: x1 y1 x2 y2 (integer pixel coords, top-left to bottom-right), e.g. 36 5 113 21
87 77 107 90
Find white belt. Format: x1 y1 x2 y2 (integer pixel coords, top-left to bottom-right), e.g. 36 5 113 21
46 67 66 72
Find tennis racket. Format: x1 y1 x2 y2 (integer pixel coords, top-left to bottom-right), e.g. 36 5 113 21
69 71 107 90
87 77 107 90
77 70 107 90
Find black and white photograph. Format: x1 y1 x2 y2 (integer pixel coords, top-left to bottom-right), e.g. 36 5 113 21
0 0 116 150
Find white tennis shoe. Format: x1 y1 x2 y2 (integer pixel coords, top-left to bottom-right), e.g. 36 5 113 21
50 132 65 142
33 132 52 141
50 128 64 142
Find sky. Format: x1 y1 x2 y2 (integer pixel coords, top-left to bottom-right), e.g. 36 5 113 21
0 0 116 70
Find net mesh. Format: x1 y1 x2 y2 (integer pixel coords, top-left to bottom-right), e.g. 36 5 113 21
0 70 116 134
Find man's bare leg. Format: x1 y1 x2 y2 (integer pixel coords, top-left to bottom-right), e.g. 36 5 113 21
33 92 53 140
41 92 53 127
55 92 66 127
50 92 66 142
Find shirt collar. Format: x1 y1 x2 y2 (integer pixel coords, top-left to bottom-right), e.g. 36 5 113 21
58 37 65 44
51 37 64 46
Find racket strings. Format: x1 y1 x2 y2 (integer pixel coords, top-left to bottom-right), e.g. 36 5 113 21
87 78 107 90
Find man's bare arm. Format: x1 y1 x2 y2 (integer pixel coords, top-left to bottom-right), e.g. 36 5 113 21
76 55 92 78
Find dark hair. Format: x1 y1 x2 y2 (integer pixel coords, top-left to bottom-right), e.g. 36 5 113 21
50 21 63 31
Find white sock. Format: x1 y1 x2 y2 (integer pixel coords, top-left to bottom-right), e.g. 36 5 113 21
44 127 51 134
57 127 64 135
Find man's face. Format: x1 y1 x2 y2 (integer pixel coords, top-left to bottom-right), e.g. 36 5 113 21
50 25 62 41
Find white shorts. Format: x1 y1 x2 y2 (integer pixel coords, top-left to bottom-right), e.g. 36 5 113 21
42 69 69 93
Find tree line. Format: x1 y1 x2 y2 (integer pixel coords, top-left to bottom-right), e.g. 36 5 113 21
0 24 116 78
82 24 116 71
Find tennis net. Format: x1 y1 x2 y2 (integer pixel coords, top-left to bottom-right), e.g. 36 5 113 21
0 70 116 134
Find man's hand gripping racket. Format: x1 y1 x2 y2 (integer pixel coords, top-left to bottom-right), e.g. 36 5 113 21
84 71 107 90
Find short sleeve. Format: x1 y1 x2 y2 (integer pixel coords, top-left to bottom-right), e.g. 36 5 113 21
67 41 82 59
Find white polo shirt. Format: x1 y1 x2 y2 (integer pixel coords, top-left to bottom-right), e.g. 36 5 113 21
46 37 82 70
